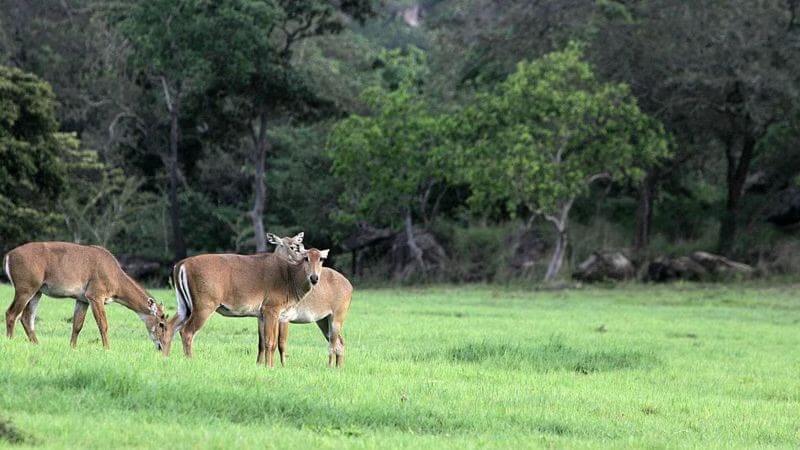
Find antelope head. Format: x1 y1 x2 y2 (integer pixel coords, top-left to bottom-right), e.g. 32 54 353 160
299 248 329 286
144 298 168 350
266 232 306 262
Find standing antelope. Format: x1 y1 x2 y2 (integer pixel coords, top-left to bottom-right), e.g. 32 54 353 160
3 242 167 349
278 265 353 368
162 233 329 367
261 234 353 367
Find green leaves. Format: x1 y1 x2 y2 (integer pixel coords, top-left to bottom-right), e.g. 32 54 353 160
329 43 669 231
329 47 445 227
449 43 669 218
119 0 279 102
0 66 67 249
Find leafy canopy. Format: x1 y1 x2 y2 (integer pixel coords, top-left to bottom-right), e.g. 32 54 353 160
118 0 278 96
330 47 445 226
449 43 669 218
0 65 67 248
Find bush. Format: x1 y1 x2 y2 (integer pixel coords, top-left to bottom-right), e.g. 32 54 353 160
442 223 515 282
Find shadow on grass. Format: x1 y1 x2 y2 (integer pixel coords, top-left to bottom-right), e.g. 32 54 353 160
0 416 36 445
28 364 589 438
13 336 647 437
417 336 658 373
43 368 469 435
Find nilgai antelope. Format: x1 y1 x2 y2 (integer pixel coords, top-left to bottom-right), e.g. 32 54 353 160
3 242 167 349
277 265 353 368
163 233 329 367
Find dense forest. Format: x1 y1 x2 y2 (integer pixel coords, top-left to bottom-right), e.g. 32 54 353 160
1 1 799 283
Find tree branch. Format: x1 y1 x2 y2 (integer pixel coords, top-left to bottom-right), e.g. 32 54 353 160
160 76 173 112
542 213 561 228
108 112 142 142
586 172 611 184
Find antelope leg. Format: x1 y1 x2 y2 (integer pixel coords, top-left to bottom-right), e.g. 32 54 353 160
70 300 89 348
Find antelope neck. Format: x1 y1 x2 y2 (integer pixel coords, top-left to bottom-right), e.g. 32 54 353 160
114 272 153 315
282 259 310 303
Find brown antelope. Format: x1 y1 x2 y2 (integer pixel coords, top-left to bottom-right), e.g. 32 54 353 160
162 233 329 367
277 266 353 368
259 234 353 367
3 242 167 349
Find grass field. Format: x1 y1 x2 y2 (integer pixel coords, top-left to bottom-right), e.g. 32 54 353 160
1 283 799 449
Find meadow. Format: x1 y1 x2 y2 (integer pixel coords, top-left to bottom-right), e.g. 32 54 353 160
0 282 799 449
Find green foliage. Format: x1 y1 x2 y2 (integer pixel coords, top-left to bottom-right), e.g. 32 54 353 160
180 190 245 253
756 118 800 188
0 65 66 250
118 0 277 94
595 0 633 23
114 191 171 259
2 0 799 274
59 142 146 247
265 124 344 244
375 46 430 92
435 221 516 282
330 47 447 227
449 43 669 218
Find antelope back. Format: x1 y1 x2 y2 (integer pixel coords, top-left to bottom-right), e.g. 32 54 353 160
6 242 121 291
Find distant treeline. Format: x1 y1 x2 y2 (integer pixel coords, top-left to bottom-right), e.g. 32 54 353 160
1 1 799 282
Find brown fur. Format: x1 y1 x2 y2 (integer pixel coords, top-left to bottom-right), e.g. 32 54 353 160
3 242 166 349
162 246 327 367
278 267 353 367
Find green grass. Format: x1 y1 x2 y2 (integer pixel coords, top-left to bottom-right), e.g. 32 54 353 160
1 283 799 449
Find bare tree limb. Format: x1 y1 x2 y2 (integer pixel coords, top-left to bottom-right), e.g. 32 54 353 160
586 172 611 184
160 76 173 112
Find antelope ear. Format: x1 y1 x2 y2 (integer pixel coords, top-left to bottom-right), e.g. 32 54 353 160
266 233 281 245
293 232 304 243
148 298 158 315
319 249 330 259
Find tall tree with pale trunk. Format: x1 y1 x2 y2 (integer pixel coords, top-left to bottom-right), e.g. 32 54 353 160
449 44 669 281
118 0 277 259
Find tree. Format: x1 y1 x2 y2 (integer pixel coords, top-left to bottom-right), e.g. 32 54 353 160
229 0 373 252
584 1 800 256
450 44 669 281
0 65 67 251
679 3 799 255
118 0 277 259
59 143 145 247
330 47 446 273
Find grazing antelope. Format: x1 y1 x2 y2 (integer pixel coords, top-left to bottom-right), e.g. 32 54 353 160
163 233 329 367
3 242 167 349
278 266 353 368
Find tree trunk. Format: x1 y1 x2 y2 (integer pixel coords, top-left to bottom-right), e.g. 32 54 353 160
633 171 656 256
404 210 425 271
543 200 573 282
718 132 755 256
250 112 269 252
544 227 567 282
168 99 186 260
